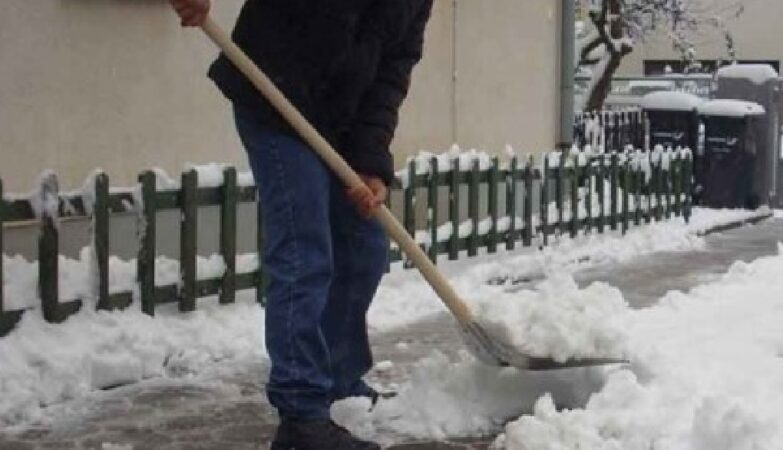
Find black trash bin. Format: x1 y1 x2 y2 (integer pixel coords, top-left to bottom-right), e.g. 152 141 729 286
641 91 702 152
697 99 766 209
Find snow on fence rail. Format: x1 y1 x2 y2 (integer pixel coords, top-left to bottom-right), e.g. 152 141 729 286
0 147 692 337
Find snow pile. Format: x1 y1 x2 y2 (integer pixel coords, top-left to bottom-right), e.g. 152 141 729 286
0 294 266 426
495 247 783 449
717 64 779 85
472 275 628 363
333 350 607 445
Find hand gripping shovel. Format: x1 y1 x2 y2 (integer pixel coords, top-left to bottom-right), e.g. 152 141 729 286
197 17 625 371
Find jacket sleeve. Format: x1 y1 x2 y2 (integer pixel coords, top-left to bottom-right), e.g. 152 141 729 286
343 0 434 186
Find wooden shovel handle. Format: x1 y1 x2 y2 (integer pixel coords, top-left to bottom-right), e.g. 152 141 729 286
200 17 474 325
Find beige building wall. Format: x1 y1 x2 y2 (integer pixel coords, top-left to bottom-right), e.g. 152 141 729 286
453 0 560 153
0 0 562 192
618 0 783 75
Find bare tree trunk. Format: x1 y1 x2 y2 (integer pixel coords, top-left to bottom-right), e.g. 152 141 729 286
584 53 623 112
582 0 632 112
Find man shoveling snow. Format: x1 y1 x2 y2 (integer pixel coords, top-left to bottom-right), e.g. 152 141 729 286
171 0 434 448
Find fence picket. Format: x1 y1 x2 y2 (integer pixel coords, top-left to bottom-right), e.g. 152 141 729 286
570 161 579 238
220 167 237 305
94 173 111 310
542 156 550 245
0 179 24 337
468 159 480 257
597 158 606 234
179 169 198 313
610 153 619 231
137 171 157 316
674 153 682 217
622 159 630 234
683 154 692 223
665 150 673 219
655 158 663 221
428 156 439 263
585 162 593 233
403 160 416 268
634 163 642 226
506 157 518 250
449 158 460 260
38 173 62 323
523 156 533 247
556 155 564 235
488 157 499 253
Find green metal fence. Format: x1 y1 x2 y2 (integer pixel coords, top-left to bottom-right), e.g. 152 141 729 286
0 147 692 337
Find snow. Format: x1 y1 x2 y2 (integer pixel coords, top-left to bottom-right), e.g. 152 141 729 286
333 224 783 446
185 162 228 188
2 250 259 311
150 168 180 191
641 91 703 112
717 64 779 85
332 351 607 444
396 146 495 189
0 294 266 426
472 274 628 363
628 79 677 89
28 171 60 221
374 360 395 372
0 206 771 431
698 99 766 118
495 247 783 449
366 208 765 332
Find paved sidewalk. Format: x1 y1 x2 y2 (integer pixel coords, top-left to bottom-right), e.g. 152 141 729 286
2 218 781 449
0 318 486 450
575 217 783 308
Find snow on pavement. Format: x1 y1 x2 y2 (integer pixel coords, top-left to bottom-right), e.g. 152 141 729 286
495 246 783 449
0 207 772 436
367 207 766 332
0 296 266 427
334 245 783 449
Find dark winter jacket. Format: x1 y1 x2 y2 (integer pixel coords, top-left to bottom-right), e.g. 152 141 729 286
208 0 434 185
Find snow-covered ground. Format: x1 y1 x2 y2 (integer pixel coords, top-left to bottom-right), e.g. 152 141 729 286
333 242 783 449
368 207 768 331
496 246 783 450
0 207 775 444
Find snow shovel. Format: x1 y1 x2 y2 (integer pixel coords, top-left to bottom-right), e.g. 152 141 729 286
196 17 626 371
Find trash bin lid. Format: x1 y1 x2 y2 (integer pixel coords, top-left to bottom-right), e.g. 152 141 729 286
697 99 766 118
717 64 779 85
641 91 703 112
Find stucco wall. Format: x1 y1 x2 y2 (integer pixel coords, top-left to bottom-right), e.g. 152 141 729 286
0 1 561 192
453 0 560 153
618 0 783 75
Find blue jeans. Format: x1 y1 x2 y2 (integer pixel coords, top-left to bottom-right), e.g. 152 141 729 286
233 106 389 420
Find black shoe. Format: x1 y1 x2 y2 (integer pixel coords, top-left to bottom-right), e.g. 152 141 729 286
270 418 381 450
335 380 397 407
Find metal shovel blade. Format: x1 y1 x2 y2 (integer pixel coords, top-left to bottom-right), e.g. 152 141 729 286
460 321 629 371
